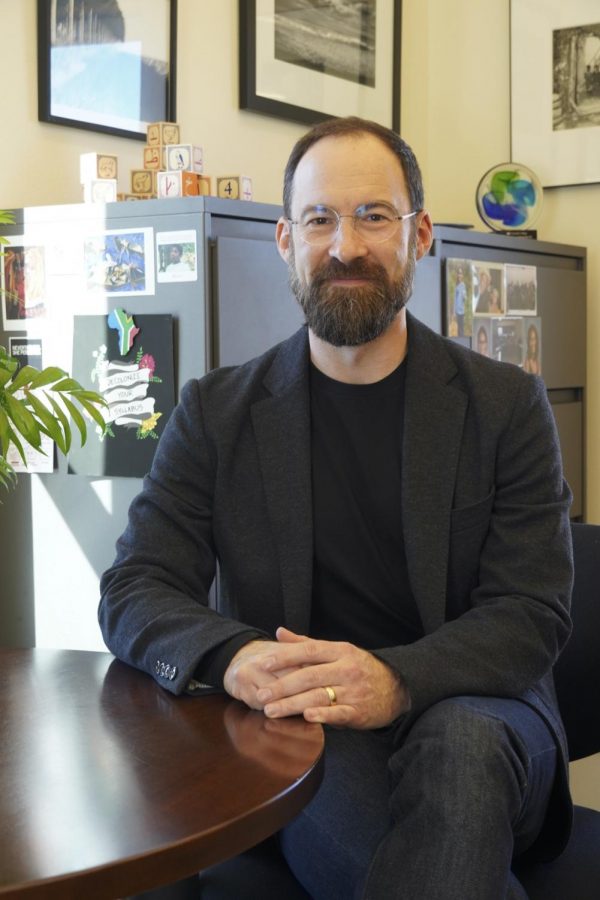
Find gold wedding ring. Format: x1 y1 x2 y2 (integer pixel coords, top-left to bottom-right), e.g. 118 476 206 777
324 686 337 706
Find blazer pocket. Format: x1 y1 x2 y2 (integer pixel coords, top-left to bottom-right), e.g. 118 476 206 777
450 489 495 534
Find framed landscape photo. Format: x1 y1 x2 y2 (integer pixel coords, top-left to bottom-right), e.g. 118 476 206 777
511 0 600 187
239 0 401 129
37 0 177 142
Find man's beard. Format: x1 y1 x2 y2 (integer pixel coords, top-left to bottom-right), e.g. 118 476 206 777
288 241 416 347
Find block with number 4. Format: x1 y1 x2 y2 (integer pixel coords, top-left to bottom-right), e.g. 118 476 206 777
217 176 253 201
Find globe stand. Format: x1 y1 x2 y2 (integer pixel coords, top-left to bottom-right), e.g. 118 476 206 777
494 228 538 239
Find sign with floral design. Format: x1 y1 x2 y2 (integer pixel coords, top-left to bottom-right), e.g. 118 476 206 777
68 312 175 477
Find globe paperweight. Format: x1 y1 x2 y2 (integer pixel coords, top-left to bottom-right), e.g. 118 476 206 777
476 163 543 236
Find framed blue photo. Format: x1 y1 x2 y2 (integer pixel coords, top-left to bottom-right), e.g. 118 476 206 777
37 0 177 142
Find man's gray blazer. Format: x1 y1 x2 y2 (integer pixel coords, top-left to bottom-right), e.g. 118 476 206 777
100 312 573 856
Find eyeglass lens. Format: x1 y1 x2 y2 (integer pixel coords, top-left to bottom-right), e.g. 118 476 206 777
295 204 415 245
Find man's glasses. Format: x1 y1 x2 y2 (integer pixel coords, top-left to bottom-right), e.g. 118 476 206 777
288 203 419 246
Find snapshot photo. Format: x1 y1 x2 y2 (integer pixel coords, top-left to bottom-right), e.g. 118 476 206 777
522 317 542 376
473 262 505 316
472 318 492 358
505 264 537 314
1 241 47 329
84 228 155 296
445 258 473 337
490 317 525 366
156 230 198 283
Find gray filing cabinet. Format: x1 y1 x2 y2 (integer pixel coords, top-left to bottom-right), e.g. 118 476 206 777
0 201 586 649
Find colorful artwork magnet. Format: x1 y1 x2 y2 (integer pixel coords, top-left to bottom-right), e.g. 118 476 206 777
68 312 175 478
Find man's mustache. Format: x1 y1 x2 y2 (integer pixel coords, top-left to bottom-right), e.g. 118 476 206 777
310 258 388 286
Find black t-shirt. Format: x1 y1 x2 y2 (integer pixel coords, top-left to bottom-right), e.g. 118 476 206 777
309 360 423 649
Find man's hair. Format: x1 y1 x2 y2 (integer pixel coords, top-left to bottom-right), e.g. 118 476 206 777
282 116 424 217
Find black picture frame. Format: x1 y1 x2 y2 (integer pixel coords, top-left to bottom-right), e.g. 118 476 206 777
510 0 600 188
37 0 177 142
239 0 401 130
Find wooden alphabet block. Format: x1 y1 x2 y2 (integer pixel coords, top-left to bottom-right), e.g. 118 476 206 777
157 170 200 198
147 122 180 146
165 144 204 173
216 176 253 201
83 179 118 203
131 170 157 194
198 175 212 196
143 145 166 170
117 193 155 201
80 153 118 182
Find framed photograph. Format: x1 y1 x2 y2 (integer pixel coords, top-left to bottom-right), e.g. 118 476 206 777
37 0 177 142
239 0 401 128
510 0 600 187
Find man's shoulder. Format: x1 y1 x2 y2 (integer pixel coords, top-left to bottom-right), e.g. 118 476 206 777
408 313 542 397
183 325 309 405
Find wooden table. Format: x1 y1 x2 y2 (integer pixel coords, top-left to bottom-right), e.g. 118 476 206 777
0 648 324 899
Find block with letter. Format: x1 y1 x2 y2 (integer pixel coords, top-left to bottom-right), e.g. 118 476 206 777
83 179 118 203
130 170 157 195
80 153 118 182
143 145 166 170
216 176 253 201
147 122 180 146
165 144 204 173
198 175 212 196
117 193 155 201
157 170 200 198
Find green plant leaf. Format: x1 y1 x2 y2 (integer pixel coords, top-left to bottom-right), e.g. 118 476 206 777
43 393 70 454
2 392 42 449
0 406 12 455
26 392 67 449
60 394 88 447
50 377 86 392
77 397 108 431
6 364 40 393
3 420 28 467
28 367 68 390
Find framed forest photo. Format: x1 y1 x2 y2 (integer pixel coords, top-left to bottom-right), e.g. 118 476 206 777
511 0 600 187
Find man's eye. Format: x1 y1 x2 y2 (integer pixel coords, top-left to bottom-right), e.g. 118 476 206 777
362 212 391 223
306 216 333 227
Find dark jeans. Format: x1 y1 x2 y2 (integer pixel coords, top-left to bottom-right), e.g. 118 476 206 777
280 696 557 900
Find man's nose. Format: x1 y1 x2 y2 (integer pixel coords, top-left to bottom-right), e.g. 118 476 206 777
328 217 369 264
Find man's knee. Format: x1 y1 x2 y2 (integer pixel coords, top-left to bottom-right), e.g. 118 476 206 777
390 697 529 805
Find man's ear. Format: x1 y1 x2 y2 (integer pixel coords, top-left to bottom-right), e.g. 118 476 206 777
276 216 291 263
415 210 434 261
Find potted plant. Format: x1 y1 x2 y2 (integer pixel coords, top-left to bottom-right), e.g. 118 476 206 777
0 210 106 490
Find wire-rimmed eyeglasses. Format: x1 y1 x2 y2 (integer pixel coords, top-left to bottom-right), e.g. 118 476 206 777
288 203 419 246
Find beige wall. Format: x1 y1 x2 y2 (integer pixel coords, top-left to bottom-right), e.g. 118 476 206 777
1 0 598 808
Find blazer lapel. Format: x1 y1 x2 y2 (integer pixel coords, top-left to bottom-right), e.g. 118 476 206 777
251 328 314 634
403 315 468 632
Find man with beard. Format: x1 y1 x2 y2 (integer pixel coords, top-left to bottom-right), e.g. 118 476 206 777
100 118 573 899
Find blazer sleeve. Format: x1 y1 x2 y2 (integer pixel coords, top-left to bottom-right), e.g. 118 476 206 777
374 372 573 720
98 378 268 695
